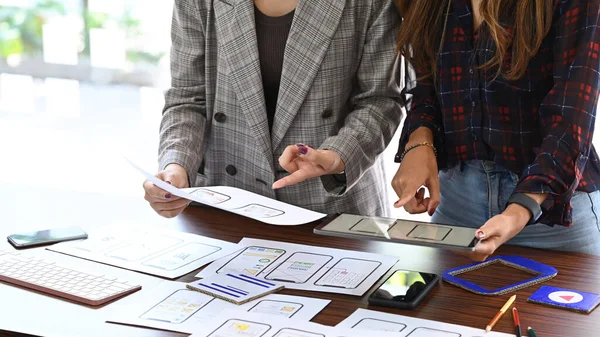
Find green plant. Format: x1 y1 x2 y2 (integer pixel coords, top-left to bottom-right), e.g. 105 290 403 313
0 0 165 66
84 9 164 66
0 1 66 59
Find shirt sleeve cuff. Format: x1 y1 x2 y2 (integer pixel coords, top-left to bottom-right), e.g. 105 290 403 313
320 173 347 195
159 149 200 187
513 178 572 227
319 135 362 196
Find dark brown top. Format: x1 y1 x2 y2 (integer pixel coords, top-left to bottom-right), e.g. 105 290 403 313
255 6 295 131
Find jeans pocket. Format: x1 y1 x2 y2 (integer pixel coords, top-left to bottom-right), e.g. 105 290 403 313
439 162 460 181
589 191 600 233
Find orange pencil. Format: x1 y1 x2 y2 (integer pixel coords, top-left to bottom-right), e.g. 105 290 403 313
486 295 517 332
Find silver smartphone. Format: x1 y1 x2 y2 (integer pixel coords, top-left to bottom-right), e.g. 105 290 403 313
7 227 88 249
314 214 479 251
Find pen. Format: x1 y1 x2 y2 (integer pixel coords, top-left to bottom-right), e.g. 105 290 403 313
512 307 522 337
528 326 538 337
486 294 516 332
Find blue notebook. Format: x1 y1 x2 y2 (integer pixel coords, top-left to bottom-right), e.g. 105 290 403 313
528 285 600 314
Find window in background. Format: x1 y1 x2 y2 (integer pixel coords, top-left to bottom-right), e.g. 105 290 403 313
2 1 597 222
0 0 172 196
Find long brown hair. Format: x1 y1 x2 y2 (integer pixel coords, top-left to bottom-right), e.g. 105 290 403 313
396 0 553 81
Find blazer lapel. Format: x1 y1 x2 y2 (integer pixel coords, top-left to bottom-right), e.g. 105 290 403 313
271 1 346 151
214 0 273 170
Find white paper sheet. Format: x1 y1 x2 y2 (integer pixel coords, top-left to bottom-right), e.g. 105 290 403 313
188 311 408 337
127 159 326 226
198 238 398 296
336 309 513 336
47 225 239 279
107 281 330 334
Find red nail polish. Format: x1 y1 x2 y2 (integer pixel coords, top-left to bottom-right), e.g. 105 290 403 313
165 181 172 185
476 230 485 239
165 193 172 199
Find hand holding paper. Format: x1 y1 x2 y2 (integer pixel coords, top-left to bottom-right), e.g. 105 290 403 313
143 163 191 218
129 158 326 225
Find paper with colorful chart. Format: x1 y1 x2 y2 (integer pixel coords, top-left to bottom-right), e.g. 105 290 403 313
107 281 330 334
47 225 239 278
197 238 397 296
336 308 513 336
127 159 326 226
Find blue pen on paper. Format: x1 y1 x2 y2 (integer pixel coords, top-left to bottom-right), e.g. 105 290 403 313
187 273 284 304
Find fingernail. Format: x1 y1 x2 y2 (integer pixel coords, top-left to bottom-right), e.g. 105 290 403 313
165 193 172 199
296 144 308 155
165 181 172 185
476 230 486 239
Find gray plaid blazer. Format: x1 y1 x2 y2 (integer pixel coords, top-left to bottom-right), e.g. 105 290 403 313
159 0 402 217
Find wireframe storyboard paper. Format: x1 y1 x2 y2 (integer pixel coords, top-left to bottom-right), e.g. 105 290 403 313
188 310 409 337
107 281 330 334
47 225 239 279
127 159 326 226
198 238 398 296
336 308 513 336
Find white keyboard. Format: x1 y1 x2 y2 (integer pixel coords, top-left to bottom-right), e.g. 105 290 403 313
0 249 141 306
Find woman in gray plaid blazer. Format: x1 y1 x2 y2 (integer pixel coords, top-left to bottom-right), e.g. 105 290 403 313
144 0 402 218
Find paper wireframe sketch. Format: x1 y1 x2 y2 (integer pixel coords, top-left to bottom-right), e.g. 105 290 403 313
336 308 513 336
188 310 410 337
107 281 330 334
47 225 239 279
127 159 326 226
197 238 398 296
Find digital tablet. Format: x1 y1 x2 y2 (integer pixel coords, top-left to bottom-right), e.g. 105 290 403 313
314 214 479 251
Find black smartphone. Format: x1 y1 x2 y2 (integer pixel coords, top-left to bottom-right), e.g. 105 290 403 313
368 269 439 309
7 227 88 249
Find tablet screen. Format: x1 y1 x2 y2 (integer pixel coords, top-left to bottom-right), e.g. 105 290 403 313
317 215 478 250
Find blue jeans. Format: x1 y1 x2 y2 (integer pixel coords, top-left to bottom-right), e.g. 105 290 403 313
431 160 600 255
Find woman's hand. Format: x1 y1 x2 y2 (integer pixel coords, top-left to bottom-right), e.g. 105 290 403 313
391 145 440 216
467 204 530 261
273 144 344 189
143 163 191 218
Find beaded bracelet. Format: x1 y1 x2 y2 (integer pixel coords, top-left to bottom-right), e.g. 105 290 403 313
399 141 437 161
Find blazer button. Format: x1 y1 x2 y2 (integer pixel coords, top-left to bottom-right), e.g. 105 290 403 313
321 108 333 119
226 165 237 176
214 112 227 123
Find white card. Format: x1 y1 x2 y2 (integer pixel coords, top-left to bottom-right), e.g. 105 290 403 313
187 273 284 304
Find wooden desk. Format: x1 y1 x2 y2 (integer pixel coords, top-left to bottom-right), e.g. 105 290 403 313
1 184 599 337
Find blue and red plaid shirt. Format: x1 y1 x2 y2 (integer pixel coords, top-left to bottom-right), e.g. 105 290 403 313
397 0 600 226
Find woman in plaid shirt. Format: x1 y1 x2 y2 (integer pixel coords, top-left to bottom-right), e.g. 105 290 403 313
393 0 600 260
